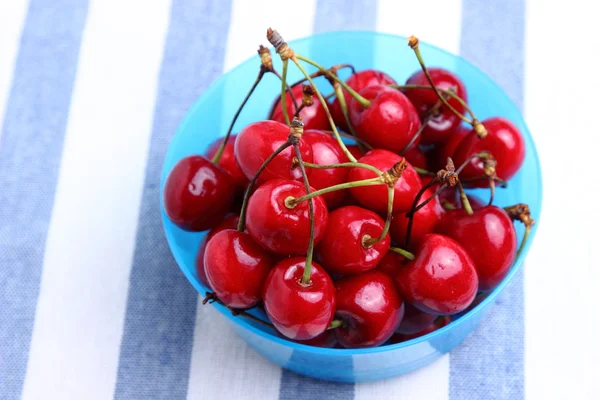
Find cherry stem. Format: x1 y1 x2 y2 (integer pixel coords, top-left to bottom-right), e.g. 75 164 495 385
271 68 299 113
517 226 532 259
290 57 358 163
288 64 356 88
391 84 476 123
294 142 315 285
389 246 415 260
404 177 439 248
281 59 291 126
211 70 265 164
457 180 473 215
333 83 367 153
503 203 535 260
203 293 274 329
238 140 292 232
301 161 382 177
322 130 373 149
399 106 438 156
294 53 371 108
364 185 394 247
327 319 344 330
441 199 457 210
488 177 495 205
287 177 382 207
415 167 435 176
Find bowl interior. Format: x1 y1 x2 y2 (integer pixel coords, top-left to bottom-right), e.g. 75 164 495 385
160 31 542 355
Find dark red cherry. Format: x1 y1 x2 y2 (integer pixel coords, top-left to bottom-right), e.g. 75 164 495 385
404 145 427 170
396 302 438 335
346 144 365 161
316 206 390 275
283 329 338 348
434 125 470 170
270 84 329 130
403 68 467 144
435 206 517 292
390 316 451 343
348 149 422 213
204 229 273 308
349 84 421 153
234 120 313 185
451 117 525 186
420 175 459 209
302 130 350 208
205 134 248 189
262 258 335 340
163 155 236 231
331 69 397 131
390 187 444 248
245 179 328 255
394 233 478 315
376 251 406 277
334 271 404 348
195 215 240 288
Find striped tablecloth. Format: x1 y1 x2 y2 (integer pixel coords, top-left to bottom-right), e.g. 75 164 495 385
0 0 597 399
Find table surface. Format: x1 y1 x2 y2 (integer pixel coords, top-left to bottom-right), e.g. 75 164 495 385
0 0 598 399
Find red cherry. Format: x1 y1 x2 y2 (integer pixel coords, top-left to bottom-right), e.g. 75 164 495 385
435 206 517 292
234 120 313 185
270 84 329 130
195 214 240 288
284 329 338 348
262 257 336 340
205 134 248 190
346 144 365 160
163 155 236 231
451 117 525 186
331 69 397 131
245 179 328 255
348 149 422 213
396 302 438 335
204 229 273 308
394 233 478 315
376 251 406 278
302 130 350 208
390 187 444 248
390 316 451 342
334 271 404 348
316 206 390 275
404 145 428 170
403 68 467 145
435 125 470 170
349 84 421 153
419 175 459 208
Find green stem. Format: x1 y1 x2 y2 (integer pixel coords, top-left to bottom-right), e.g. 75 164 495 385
290 57 357 163
294 144 315 285
238 140 292 232
281 59 291 126
399 111 436 156
415 167 435 176
404 177 440 247
516 226 531 260
301 161 382 177
488 177 495 206
389 246 415 260
333 83 366 153
295 53 371 108
327 319 344 330
457 180 473 215
391 84 476 122
212 70 265 164
322 130 373 149
286 177 382 207
364 185 394 247
272 68 299 112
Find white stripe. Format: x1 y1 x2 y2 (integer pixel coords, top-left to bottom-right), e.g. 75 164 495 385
20 0 171 399
353 2 462 399
0 0 29 140
186 1 316 398
524 1 600 399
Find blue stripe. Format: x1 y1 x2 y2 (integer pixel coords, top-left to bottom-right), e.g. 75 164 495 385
450 1 525 399
278 1 378 398
112 1 233 398
0 1 88 398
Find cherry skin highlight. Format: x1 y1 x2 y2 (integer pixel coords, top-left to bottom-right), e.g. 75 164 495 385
334 270 404 348
245 179 328 255
349 84 421 153
204 229 274 308
394 233 478 315
163 155 236 231
234 120 313 185
435 206 517 292
270 84 329 130
262 258 336 340
316 206 390 275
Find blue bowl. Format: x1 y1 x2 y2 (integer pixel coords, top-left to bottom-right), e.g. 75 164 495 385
160 31 542 383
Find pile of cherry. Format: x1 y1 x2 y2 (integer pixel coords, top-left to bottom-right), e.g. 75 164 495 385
163 30 535 349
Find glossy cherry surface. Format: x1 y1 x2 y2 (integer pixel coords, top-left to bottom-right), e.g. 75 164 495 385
349 84 421 153
205 134 248 189
302 130 350 208
331 69 397 131
403 68 467 144
245 179 328 255
348 149 422 213
376 251 406 278
435 206 517 292
391 316 451 343
270 84 330 130
204 229 274 308
390 187 444 248
435 125 470 170
346 144 365 161
395 302 438 335
195 214 240 288
164 155 235 231
334 271 404 348
451 117 525 186
317 206 390 275
234 120 313 185
404 145 427 170
394 233 478 315
419 175 459 209
262 258 336 340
